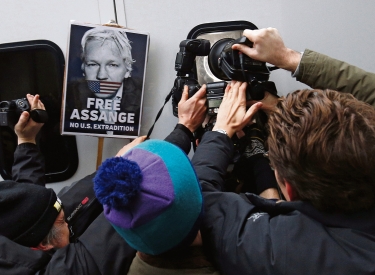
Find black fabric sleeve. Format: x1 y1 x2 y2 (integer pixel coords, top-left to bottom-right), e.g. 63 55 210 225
234 154 278 195
191 132 282 275
191 131 234 192
249 155 278 194
0 235 51 275
12 143 45 186
164 124 194 155
42 241 101 275
76 214 136 275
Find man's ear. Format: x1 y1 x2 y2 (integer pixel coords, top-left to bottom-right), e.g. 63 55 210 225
285 182 297 201
124 71 130 78
33 242 54 251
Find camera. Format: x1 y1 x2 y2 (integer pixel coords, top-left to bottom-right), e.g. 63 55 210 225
0 98 30 127
171 36 278 117
208 36 277 100
0 98 48 127
171 39 210 117
168 34 279 156
206 81 227 116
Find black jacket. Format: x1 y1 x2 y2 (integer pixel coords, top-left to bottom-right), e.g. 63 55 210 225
11 143 45 186
0 126 192 275
43 125 192 274
0 143 50 275
193 131 375 275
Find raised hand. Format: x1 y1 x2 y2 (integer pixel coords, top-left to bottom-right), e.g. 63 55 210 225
178 84 207 132
14 94 45 145
232 28 301 72
213 81 262 138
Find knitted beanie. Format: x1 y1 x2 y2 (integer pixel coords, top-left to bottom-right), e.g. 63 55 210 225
0 181 62 247
94 140 203 255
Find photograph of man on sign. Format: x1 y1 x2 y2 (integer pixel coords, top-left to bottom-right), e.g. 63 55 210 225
62 22 149 138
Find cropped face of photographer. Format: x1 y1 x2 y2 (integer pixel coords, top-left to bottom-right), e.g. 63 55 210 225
37 209 70 251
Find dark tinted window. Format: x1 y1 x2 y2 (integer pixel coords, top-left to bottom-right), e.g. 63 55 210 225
0 40 78 182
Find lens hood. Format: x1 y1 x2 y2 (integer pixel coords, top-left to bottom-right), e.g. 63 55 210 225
208 38 234 81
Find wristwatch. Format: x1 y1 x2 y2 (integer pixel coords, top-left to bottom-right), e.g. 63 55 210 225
214 129 228 136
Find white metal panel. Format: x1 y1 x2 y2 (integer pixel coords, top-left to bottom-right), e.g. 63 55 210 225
2 0 375 193
115 0 375 140
0 0 119 192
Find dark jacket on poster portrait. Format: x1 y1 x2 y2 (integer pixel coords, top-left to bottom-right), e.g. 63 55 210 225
64 76 142 136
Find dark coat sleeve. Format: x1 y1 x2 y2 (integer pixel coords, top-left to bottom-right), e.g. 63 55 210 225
164 124 194 155
42 242 101 275
43 214 136 275
191 132 280 275
78 214 137 275
191 131 233 191
0 236 51 275
11 143 45 186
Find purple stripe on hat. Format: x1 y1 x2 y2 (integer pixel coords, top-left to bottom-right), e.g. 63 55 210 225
104 148 175 229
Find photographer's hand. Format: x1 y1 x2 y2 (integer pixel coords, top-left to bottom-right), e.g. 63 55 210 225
178 85 207 133
115 136 147 157
15 94 45 145
213 81 262 138
232 28 301 73
247 91 279 114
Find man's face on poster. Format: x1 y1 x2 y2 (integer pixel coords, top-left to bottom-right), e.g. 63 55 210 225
83 39 129 99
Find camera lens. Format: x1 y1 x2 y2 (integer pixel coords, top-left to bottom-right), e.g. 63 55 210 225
16 99 26 108
208 38 234 80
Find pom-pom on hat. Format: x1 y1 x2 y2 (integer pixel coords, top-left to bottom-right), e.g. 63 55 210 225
94 140 203 255
0 181 62 247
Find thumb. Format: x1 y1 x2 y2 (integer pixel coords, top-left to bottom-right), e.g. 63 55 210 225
242 102 263 126
179 85 189 104
15 111 30 130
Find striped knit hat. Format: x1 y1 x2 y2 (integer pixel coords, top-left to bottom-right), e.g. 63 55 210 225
94 140 203 255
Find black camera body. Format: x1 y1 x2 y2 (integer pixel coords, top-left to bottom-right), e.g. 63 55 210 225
171 77 201 117
206 81 227 116
0 97 49 127
171 36 278 118
208 36 277 101
0 98 30 127
172 39 210 117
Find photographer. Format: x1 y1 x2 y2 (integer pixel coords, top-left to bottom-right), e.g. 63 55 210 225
233 27 375 108
192 80 375 274
0 85 208 275
12 94 46 186
0 94 71 273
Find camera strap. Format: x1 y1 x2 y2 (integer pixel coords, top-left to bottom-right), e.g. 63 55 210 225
146 89 197 151
146 89 173 139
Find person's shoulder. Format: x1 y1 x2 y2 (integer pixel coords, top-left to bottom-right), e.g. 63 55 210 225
124 77 142 90
0 235 51 274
